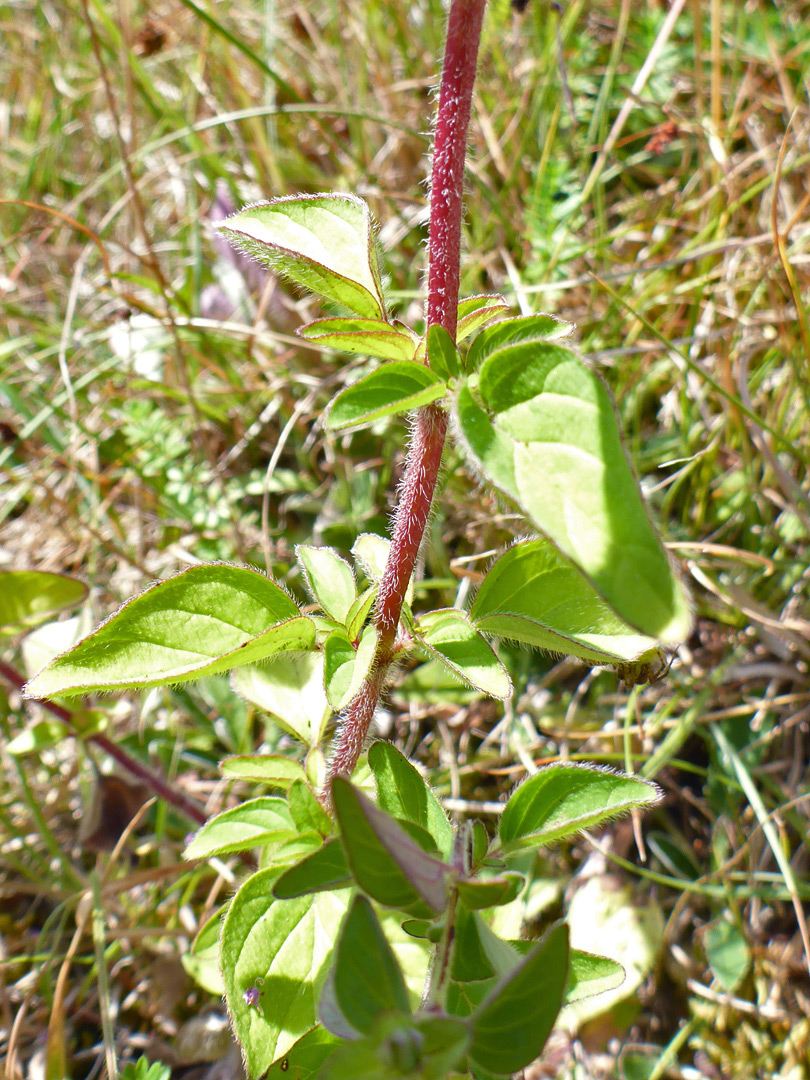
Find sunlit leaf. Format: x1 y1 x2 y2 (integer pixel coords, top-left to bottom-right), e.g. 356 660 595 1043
452 336 691 644
298 317 417 360
499 764 661 852
326 361 446 431
216 194 386 318
231 652 331 747
368 742 454 860
221 867 350 1075
0 570 87 637
468 922 569 1076
456 294 508 345
323 626 377 711
24 565 313 698
470 538 659 663
273 839 352 899
220 754 308 790
297 546 356 623
184 797 295 859
413 609 512 699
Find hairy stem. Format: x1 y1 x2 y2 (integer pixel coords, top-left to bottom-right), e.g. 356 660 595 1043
328 0 487 784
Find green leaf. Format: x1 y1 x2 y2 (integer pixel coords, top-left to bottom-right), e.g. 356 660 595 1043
231 652 331 747
6 719 70 756
468 922 568 1076
456 295 509 345
456 874 524 911
345 585 377 641
427 324 460 380
413 609 512 699
704 918 750 992
262 1027 340 1080
323 626 377 711
351 534 414 605
297 546 356 623
328 896 410 1036
332 778 449 915
319 1014 470 1080
216 193 386 319
182 909 226 995
452 340 692 644
221 867 350 1076
326 361 446 431
368 741 454 860
470 538 659 664
273 839 353 899
565 950 626 1005
0 570 87 636
24 565 313 698
466 313 573 373
184 797 295 859
499 764 662 852
220 754 308 790
288 779 332 838
298 318 417 361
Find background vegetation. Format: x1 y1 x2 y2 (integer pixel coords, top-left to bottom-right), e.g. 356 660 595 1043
2 0 810 1077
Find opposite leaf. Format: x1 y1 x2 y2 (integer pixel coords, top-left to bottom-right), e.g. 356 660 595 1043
368 741 454 860
231 652 330 748
470 538 659 664
326 896 411 1036
221 867 350 1076
297 545 356 624
452 338 691 644
0 570 87 637
184 797 295 860
456 295 509 345
216 193 386 319
24 565 313 698
468 922 569 1076
332 778 449 915
498 763 661 852
413 609 512 699
298 318 417 361
326 361 446 431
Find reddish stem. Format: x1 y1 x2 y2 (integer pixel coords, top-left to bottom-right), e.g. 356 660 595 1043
328 0 487 783
0 659 207 826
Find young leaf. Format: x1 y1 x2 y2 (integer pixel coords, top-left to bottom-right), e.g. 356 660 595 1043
216 193 386 319
456 873 524 911
498 763 662 852
288 779 332 838
704 918 750 992
329 896 410 1035
470 538 659 664
332 778 449 915
368 741 454 860
220 754 308 790
427 324 460 380
466 312 573 373
261 1027 340 1080
221 867 350 1076
565 950 626 1004
298 318 417 361
351 534 414 605
231 652 331 747
273 839 352 899
297 545 356 623
456 295 509 345
323 626 377 711
184 797 295 860
452 341 692 644
0 570 87 636
345 585 377 641
24 565 313 698
413 609 512 699
467 922 569 1076
326 361 447 431
182 908 227 995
